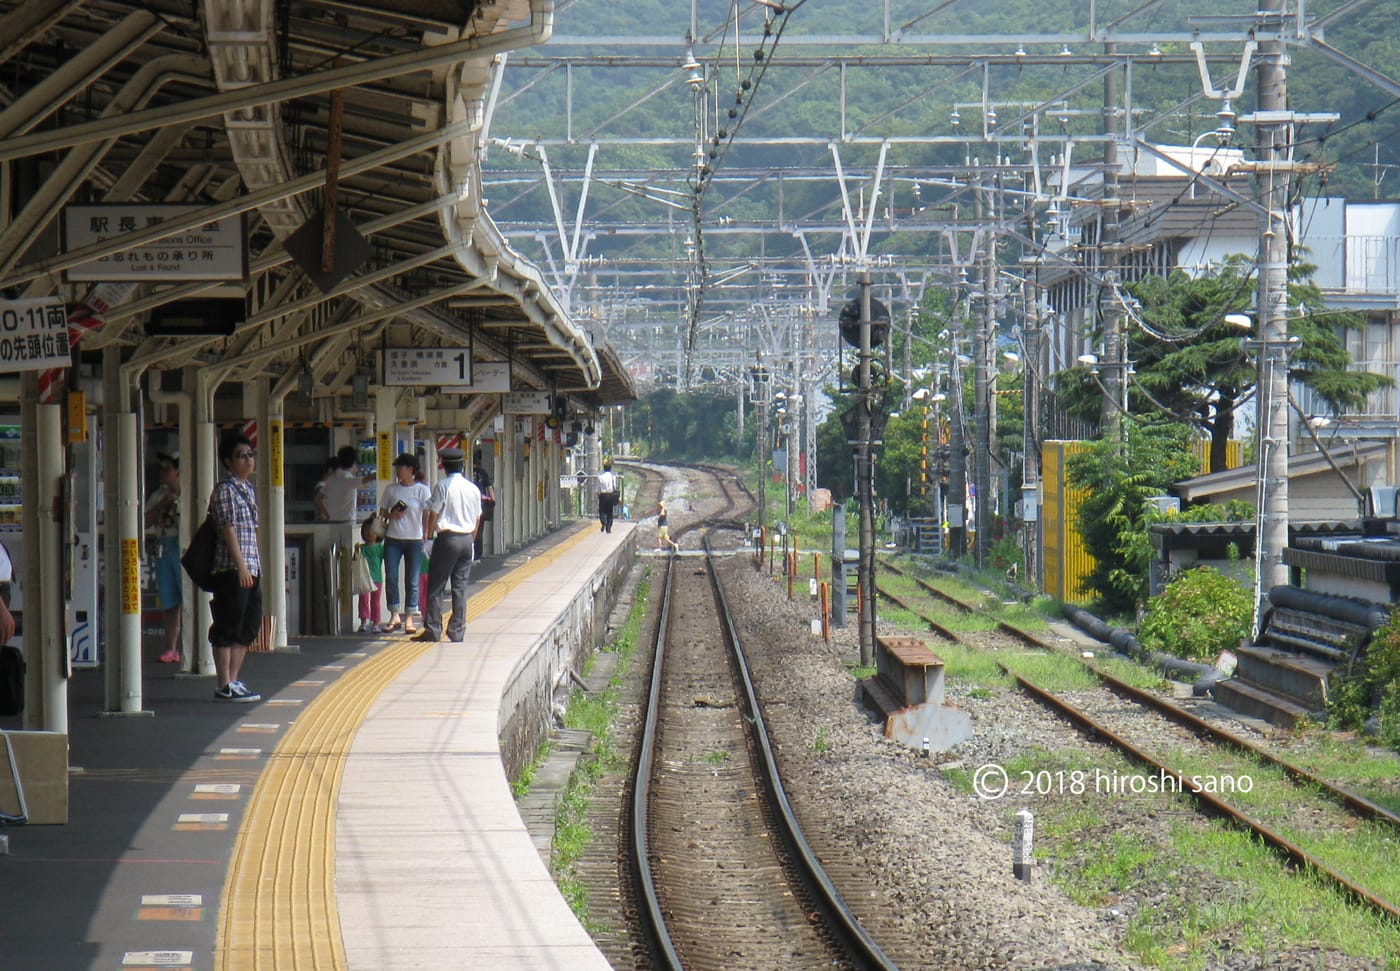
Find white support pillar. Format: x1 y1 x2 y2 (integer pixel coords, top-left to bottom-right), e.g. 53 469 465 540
192 377 216 677
547 436 561 528
502 420 520 551
261 386 289 649
586 426 602 523
113 412 143 715
34 402 68 732
375 388 396 499
529 424 543 539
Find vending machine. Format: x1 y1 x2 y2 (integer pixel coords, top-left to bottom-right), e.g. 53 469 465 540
0 419 102 668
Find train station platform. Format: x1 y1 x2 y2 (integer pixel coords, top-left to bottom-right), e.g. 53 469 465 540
0 519 634 970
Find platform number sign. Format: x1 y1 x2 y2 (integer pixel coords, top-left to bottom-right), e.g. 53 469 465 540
0 298 70 374
383 348 472 387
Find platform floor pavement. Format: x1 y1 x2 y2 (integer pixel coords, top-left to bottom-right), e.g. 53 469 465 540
0 519 629 971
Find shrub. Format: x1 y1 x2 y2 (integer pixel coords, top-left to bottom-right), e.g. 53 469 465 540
1330 609 1400 750
1137 567 1251 663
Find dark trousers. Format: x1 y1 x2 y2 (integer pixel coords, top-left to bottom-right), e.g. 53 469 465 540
209 571 262 647
598 492 617 532
423 531 474 641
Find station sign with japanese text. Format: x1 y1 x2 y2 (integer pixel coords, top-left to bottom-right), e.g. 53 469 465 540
383 347 472 387
0 297 69 374
63 205 248 282
503 390 551 415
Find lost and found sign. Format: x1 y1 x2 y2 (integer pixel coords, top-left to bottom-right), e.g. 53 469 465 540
0 298 69 373
63 205 247 282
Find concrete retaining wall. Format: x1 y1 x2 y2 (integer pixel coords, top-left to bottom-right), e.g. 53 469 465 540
498 532 637 781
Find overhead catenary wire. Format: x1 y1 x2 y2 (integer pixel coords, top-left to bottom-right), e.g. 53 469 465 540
682 1 808 387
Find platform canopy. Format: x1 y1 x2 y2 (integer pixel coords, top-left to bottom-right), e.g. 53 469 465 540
0 0 636 417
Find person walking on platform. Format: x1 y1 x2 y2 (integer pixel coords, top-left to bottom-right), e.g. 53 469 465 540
145 451 183 663
472 449 495 560
209 432 262 702
379 454 430 633
416 448 481 643
596 459 619 533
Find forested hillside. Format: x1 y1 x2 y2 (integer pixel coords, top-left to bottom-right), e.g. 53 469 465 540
489 1 1400 205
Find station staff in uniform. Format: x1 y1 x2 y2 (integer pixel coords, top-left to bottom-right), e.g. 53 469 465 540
416 448 482 643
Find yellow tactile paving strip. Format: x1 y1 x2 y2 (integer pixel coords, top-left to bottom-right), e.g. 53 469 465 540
215 526 592 970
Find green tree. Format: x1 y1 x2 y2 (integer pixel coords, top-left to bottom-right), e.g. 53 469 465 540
1060 258 1392 475
1065 419 1208 615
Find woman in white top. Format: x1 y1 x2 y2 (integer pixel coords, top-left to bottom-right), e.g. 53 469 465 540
378 453 431 632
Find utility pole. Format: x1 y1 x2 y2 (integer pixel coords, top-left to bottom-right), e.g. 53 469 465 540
1100 42 1127 448
974 232 994 569
1022 279 1043 591
855 271 877 666
946 335 967 560
754 356 768 532
1252 0 1293 623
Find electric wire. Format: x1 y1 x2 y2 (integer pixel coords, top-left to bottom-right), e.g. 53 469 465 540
683 1 809 387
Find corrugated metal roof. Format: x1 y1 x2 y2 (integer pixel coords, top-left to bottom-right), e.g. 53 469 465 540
1174 441 1389 501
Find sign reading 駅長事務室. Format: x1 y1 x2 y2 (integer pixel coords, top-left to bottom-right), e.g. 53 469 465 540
0 298 69 374
62 205 247 282
383 348 472 387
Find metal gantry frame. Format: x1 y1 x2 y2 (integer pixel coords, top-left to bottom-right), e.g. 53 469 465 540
483 8 1304 402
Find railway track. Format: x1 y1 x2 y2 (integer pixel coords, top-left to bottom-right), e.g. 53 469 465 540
624 467 895 970
876 557 1400 925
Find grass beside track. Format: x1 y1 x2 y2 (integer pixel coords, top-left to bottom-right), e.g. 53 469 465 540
889 559 1400 970
550 571 651 933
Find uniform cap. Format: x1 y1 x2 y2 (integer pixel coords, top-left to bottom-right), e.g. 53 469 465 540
439 447 466 462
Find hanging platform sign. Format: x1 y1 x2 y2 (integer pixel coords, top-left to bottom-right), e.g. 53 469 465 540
383 347 471 386
63 205 248 282
503 390 551 415
441 360 511 394
0 297 70 374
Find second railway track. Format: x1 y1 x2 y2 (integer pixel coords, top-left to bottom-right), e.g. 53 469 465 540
877 557 1400 925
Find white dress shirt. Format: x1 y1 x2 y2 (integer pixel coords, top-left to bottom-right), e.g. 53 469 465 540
428 472 483 535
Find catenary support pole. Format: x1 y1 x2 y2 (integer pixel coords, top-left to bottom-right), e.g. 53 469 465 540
857 271 877 666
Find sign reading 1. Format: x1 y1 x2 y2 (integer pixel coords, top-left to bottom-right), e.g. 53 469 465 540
382 348 472 387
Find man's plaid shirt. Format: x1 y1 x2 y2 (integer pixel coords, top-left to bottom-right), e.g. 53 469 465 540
211 475 261 576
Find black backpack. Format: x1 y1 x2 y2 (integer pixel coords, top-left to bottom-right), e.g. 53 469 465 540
0 644 24 717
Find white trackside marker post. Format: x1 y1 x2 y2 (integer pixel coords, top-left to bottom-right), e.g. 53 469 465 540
1013 807 1034 881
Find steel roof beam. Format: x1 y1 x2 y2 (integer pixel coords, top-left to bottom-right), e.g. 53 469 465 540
0 21 554 163
0 118 477 289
